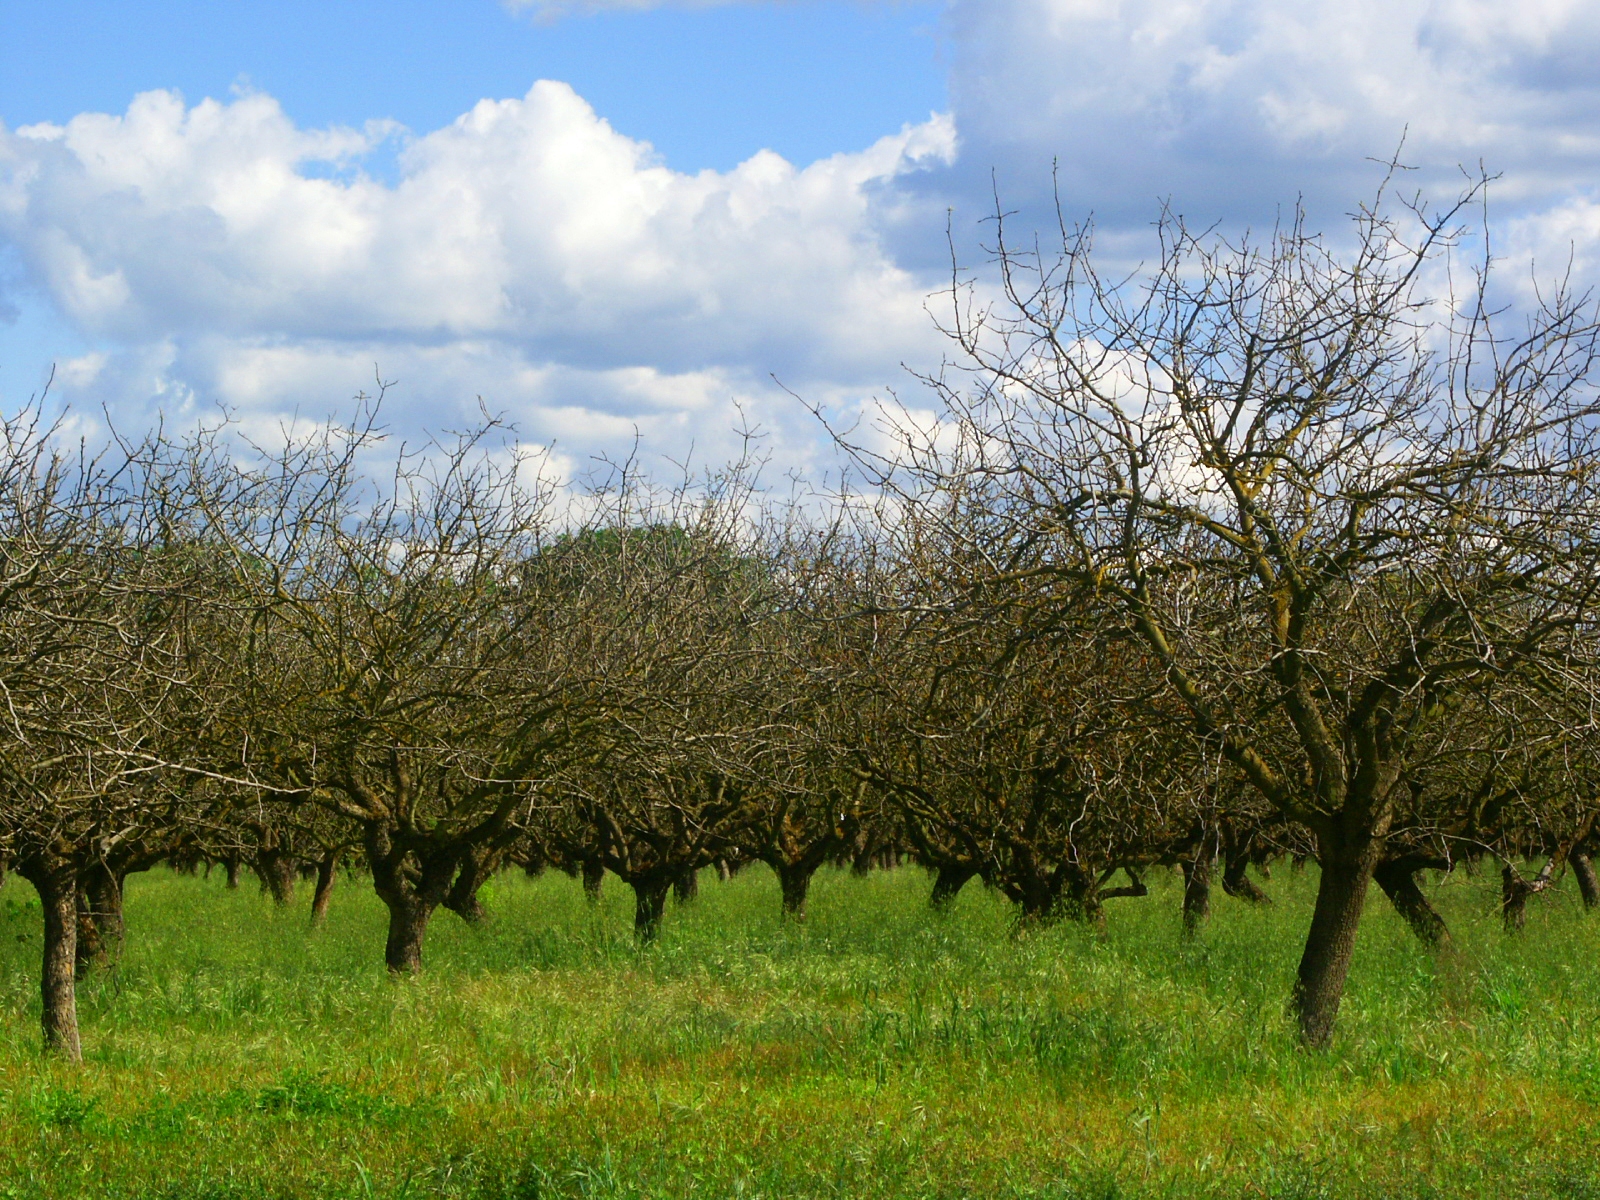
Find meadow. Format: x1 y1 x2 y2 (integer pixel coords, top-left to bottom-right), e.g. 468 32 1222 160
0 864 1596 1199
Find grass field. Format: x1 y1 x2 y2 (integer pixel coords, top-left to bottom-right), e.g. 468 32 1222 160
0 863 1596 1199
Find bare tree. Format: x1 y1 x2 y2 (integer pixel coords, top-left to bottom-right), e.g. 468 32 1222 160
842 172 1600 1044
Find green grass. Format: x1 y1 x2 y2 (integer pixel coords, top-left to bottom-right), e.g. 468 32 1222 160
0 862 1597 1198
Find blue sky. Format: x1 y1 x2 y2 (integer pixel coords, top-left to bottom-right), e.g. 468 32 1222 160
0 0 947 172
3 0 1599 474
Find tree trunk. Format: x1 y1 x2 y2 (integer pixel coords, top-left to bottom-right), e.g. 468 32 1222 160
80 861 126 949
1571 851 1599 910
384 899 432 974
673 865 699 905
309 851 340 927
777 862 817 919
224 855 241 890
74 862 124 978
1222 855 1271 905
581 857 605 904
366 829 455 974
1373 859 1451 948
1293 839 1380 1049
1180 853 1212 934
19 858 81 1062
254 848 296 908
715 858 733 882
930 864 977 912
1501 864 1530 933
444 851 492 924
632 876 671 943
75 885 106 980
1063 867 1105 928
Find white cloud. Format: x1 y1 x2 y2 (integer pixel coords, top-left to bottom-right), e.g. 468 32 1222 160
0 82 955 471
939 0 1600 224
6 0 1600 482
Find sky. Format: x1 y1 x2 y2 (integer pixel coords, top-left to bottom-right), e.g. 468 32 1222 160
3 0 1600 479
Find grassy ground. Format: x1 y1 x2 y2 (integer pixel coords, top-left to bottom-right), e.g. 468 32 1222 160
0 862 1596 1199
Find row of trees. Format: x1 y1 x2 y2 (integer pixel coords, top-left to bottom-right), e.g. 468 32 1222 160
4 176 1600 1060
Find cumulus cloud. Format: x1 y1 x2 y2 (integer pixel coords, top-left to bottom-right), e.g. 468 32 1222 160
939 0 1600 225
6 0 1600 478
0 82 955 468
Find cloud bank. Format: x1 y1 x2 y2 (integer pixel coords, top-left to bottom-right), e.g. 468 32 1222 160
0 82 954 464
944 0 1600 223
3 0 1600 475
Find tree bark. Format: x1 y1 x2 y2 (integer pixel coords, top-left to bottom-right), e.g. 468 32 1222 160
75 884 106 980
224 855 241 890
1222 855 1272 905
673 865 699 905
581 857 605 904
1064 867 1106 928
776 862 817 919
929 864 978 912
74 862 125 978
1373 858 1451 948
254 847 297 908
85 862 126 949
1571 851 1599 911
1180 853 1212 934
19 858 81 1062
384 899 432 974
366 829 455 974
1293 838 1380 1049
632 876 671 942
309 850 340 926
444 850 494 924
1501 863 1531 933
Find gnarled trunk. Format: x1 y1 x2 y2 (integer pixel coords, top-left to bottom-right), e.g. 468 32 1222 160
1501 863 1531 933
309 850 340 926
1063 866 1105 928
444 849 495 924
254 846 297 908
1222 855 1271 905
366 828 456 974
1373 858 1451 948
581 857 605 904
75 884 106 980
384 900 431 974
673 865 699 905
73 862 126 979
1571 851 1599 910
1180 853 1212 933
631 875 672 942
1293 834 1381 1049
19 857 81 1062
930 864 978 912
776 862 817 919
851 845 876 877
